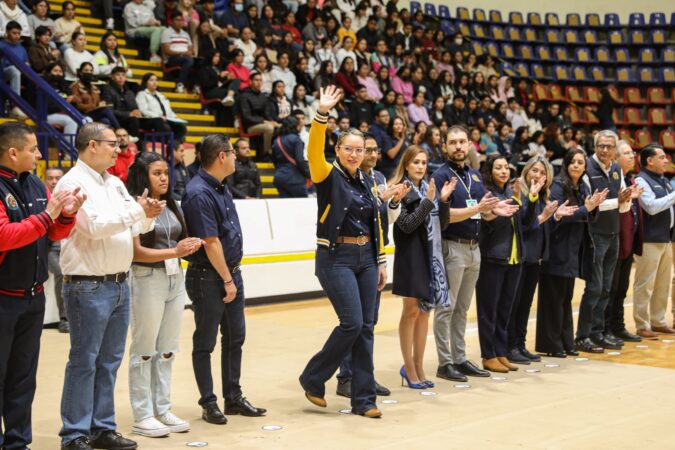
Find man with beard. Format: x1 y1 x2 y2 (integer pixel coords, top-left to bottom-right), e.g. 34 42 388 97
106 128 136 183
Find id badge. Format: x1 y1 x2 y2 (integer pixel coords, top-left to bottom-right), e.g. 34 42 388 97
466 199 481 220
165 258 180 276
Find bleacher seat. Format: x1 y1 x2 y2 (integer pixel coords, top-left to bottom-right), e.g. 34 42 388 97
531 64 549 80
518 45 534 60
589 66 607 82
649 12 666 26
629 13 646 27
491 25 505 40
510 12 525 26
582 30 598 45
662 67 675 83
553 46 569 61
514 62 530 78
583 108 600 125
523 28 538 42
638 67 658 83
617 128 633 144
424 3 437 17
648 108 670 126
501 43 515 58
568 106 583 125
457 7 470 21
607 86 623 104
639 48 657 64
566 13 582 27
594 46 611 63
575 47 592 63
662 47 675 64
671 12 675 27
486 42 500 57
624 87 647 104
634 129 653 147
660 130 675 150
629 30 646 45
501 62 516 77
528 12 543 26
545 13 560 27
553 65 570 81
471 24 487 39
470 41 484 56
438 5 451 19
647 87 669 105
565 86 585 103
536 46 551 61
616 67 635 83
458 22 470 36
584 86 601 103
473 8 487 22
546 30 562 44
533 84 551 101
506 27 521 41
586 13 601 27
608 30 624 45
549 84 566 101
651 29 667 45
489 10 502 23
410 1 421 13
564 30 580 45
624 107 648 125
614 48 631 63
605 13 621 28
571 65 587 82
440 20 454 35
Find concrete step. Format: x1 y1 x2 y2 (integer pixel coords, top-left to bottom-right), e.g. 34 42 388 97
126 58 162 68
86 44 137 56
262 187 278 196
187 126 239 134
82 26 125 38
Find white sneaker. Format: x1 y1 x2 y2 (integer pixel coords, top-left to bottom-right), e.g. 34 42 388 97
221 96 234 107
106 18 115 29
176 83 185 94
132 417 171 437
149 54 162 64
156 412 190 433
9 106 27 120
129 136 139 143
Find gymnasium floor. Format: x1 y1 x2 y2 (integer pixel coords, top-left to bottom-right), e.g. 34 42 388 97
32 281 675 449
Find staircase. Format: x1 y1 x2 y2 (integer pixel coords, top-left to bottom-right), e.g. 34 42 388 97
46 0 278 196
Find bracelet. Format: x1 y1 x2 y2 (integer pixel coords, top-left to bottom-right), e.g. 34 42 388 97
224 279 233 285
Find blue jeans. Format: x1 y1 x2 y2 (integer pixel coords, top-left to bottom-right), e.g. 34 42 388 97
166 56 194 86
577 233 619 340
337 290 381 381
300 244 378 413
59 280 131 445
185 266 245 406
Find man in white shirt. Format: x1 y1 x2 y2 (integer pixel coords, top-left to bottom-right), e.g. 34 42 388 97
160 12 195 93
270 51 296 100
233 26 257 70
55 122 165 450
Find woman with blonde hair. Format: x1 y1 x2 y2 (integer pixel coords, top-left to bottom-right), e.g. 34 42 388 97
390 145 455 388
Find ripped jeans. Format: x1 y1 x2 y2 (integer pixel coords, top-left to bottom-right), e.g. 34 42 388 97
128 265 185 422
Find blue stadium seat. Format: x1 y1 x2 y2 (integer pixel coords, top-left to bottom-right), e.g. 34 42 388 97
566 13 582 27
509 12 525 26
489 10 503 23
651 29 667 45
608 30 624 45
571 65 587 82
545 13 560 27
490 25 505 40
471 23 487 39
629 30 646 45
575 47 592 63
410 1 421 13
528 12 543 26
501 43 515 58
639 48 657 64
531 63 550 80
582 29 598 45
585 13 601 27
563 29 580 44
589 66 607 82
553 65 570 81
473 8 487 22
518 44 535 60
629 13 645 27
553 46 570 62
662 47 675 64
514 62 530 78
500 61 516 77
456 7 470 21
546 29 562 44
523 27 538 42
424 3 437 17
671 12 675 27
535 45 552 61
438 5 451 20
638 67 658 83
649 12 666 26
505 26 521 41
486 42 500 57
605 13 621 28
616 67 635 83
662 67 675 83
457 22 470 36
440 20 455 35
614 47 631 63
594 46 611 63
470 41 484 56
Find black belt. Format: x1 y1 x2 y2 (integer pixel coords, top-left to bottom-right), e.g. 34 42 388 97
188 263 241 273
63 272 128 283
446 237 479 247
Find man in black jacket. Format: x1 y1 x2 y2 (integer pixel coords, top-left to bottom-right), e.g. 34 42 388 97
349 85 374 127
172 142 191 201
103 67 141 138
239 72 279 158
444 95 468 126
226 139 262 199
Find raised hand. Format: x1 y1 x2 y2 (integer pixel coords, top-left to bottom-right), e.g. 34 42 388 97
530 177 546 197
45 190 70 219
426 178 437 201
439 178 457 202
317 85 343 114
61 186 87 215
137 188 165 218
477 192 500 213
492 198 519 217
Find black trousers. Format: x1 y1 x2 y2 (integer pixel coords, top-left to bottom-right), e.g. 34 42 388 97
605 256 633 334
139 118 187 145
185 267 245 405
475 261 522 359
116 116 140 138
536 273 575 354
0 293 45 450
508 263 540 351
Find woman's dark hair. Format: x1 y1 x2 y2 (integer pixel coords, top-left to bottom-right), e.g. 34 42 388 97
45 61 65 74
454 71 469 89
292 83 306 103
207 49 221 66
279 116 300 136
530 130 544 143
35 25 51 37
337 56 354 74
515 126 528 142
71 31 84 43
140 72 156 90
272 80 286 96
100 31 121 61
126 152 188 247
33 0 49 13
232 48 245 58
62 0 74 12
254 53 269 71
558 148 587 199
78 61 94 74
481 154 510 191
414 120 426 133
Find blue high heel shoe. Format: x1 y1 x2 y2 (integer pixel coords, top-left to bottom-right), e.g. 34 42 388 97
422 380 435 388
400 366 427 389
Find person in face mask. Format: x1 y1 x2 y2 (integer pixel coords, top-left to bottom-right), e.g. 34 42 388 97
70 62 121 128
448 32 467 57
217 0 249 38
42 62 80 136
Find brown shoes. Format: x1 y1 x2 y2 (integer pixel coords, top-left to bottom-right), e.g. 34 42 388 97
304 392 327 408
652 326 675 334
482 358 509 373
497 357 519 371
360 408 383 418
637 329 660 340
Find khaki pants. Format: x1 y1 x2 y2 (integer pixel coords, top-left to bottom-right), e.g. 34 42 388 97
633 242 672 330
247 123 275 156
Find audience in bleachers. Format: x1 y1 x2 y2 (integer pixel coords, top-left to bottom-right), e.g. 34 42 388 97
0 21 28 118
63 31 97 81
28 25 59 74
136 72 187 143
161 11 195 93
103 66 142 138
0 0 30 37
43 62 80 134
53 1 81 48
95 31 132 78
27 0 56 40
70 61 121 127
123 0 164 63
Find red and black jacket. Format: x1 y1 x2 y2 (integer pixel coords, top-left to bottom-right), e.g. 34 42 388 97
0 166 75 299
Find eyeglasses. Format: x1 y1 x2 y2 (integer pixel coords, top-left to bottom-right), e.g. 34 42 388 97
94 139 120 149
341 145 365 155
364 147 379 155
596 144 616 151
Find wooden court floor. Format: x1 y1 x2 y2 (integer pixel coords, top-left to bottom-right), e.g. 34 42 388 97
32 279 675 449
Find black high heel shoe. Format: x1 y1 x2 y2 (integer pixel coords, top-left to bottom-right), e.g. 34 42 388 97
545 351 567 358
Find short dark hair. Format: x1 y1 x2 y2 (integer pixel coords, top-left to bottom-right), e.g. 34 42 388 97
35 25 51 37
640 143 663 168
291 109 305 116
75 122 114 153
6 21 22 32
447 125 469 140
0 123 35 158
199 133 231 167
363 132 376 141
110 66 127 75
170 11 183 20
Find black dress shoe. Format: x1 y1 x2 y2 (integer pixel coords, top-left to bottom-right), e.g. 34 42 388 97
62 437 93 450
202 402 227 424
519 347 541 362
454 360 490 377
507 348 531 365
436 364 468 382
603 333 624 346
575 338 604 353
613 329 642 342
58 318 70 333
225 398 267 417
375 381 391 396
336 379 351 398
89 431 137 450
565 349 580 356
591 335 621 350
545 351 567 358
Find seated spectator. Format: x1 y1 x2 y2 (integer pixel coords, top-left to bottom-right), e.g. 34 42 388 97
374 65 390 94
391 65 413 104
193 20 218 58
234 26 257 69
335 56 358 98
335 36 356 68
292 108 309 149
270 51 296 99
239 71 279 157
172 142 190 200
256 4 278 36
356 62 382 103
541 102 562 128
161 12 195 93
291 84 314 121
495 122 513 157
27 0 55 40
479 120 499 155
543 123 565 161
324 115 338 161
443 94 468 126
43 62 79 135
103 67 142 138
356 15 381 51
497 76 514 104
407 90 431 126
336 15 356 44
28 26 59 74
187 141 199 177
511 126 530 162
295 0 320 28
226 49 251 91
155 0 178 26
272 116 310 198
177 0 200 36
64 32 98 81
314 37 337 70
257 30 278 65
370 39 393 73
123 0 163 63
95 32 132 79
349 84 374 126
378 115 409 177
266 80 291 123
477 54 498 80
106 128 137 182
199 50 239 108
70 62 120 127
430 97 446 126
217 0 248 38
312 60 335 93
54 1 81 48
195 0 227 39
0 0 30 37
292 57 314 96
136 72 188 143
394 92 411 130
506 97 526 131
493 101 508 127
324 15 339 44
279 11 302 47
1 21 28 119
421 125 445 173
253 54 274 94
528 130 547 159
227 139 263 199
370 108 398 177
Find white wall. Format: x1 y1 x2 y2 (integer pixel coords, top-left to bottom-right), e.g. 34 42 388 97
410 0 672 24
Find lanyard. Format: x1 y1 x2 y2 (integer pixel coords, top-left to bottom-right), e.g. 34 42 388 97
447 166 472 200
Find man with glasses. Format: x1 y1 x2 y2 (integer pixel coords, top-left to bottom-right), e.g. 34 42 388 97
56 122 165 450
575 130 635 353
181 134 266 426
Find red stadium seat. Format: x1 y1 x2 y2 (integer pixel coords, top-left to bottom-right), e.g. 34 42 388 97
648 108 670 126
634 129 653 148
584 86 601 104
624 108 648 126
565 86 584 104
624 87 647 105
647 88 669 105
533 84 550 101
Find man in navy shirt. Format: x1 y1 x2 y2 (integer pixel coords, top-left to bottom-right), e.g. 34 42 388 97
217 0 248 38
430 125 517 382
182 134 266 425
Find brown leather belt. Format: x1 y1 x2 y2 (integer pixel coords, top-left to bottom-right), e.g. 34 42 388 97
63 272 128 283
336 235 370 246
